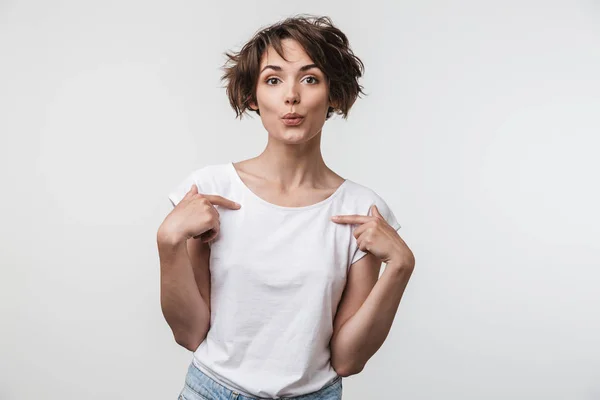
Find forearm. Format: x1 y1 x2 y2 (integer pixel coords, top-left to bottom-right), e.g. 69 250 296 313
157 232 210 351
331 262 413 375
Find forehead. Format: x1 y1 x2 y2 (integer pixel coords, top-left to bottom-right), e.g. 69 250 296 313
259 38 314 67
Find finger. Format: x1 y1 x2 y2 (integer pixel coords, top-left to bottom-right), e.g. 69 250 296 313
203 194 242 210
205 215 220 232
202 222 220 242
352 221 376 239
186 184 199 197
330 214 373 225
194 227 216 241
192 229 209 240
354 233 367 253
371 204 382 218
202 229 219 243
195 216 219 239
182 184 198 201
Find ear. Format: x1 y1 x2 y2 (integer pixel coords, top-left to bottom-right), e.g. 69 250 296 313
328 97 340 111
247 96 258 111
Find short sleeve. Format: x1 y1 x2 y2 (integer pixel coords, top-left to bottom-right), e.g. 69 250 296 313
350 194 401 266
168 170 202 207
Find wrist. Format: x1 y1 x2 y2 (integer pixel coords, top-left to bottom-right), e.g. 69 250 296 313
385 257 414 272
157 226 188 247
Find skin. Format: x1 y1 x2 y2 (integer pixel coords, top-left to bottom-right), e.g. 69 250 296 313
237 37 344 206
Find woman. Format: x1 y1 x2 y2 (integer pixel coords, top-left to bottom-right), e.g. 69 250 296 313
157 15 415 400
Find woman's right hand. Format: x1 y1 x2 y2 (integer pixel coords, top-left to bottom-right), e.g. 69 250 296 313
159 184 241 244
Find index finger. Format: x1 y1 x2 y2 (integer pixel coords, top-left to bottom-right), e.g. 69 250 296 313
203 194 241 210
331 214 372 224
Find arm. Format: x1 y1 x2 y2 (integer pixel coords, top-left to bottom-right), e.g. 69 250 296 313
157 229 211 351
330 253 413 376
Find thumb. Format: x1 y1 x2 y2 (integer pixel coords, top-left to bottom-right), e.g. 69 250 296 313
186 184 198 196
371 204 382 218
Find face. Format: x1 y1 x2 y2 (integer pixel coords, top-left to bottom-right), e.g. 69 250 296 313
248 38 333 144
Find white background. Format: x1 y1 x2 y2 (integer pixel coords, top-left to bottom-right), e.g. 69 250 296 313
1 1 599 399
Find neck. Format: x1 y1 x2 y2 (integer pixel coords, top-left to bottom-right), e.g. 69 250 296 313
253 130 330 189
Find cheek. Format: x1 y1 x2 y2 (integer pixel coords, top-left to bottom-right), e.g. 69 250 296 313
302 89 328 110
317 87 331 106
255 84 272 100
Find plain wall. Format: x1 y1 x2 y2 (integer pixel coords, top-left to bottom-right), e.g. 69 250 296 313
1 1 599 399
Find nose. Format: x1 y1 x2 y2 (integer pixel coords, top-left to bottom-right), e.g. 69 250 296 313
284 83 300 106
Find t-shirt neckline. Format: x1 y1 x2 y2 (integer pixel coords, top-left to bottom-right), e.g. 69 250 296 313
228 162 348 211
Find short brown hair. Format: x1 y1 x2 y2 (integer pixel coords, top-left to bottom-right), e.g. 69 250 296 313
220 15 366 120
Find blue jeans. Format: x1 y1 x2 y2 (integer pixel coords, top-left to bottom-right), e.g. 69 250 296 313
178 361 343 400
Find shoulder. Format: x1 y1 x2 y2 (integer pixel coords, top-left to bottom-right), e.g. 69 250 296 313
340 179 389 209
181 162 233 184
186 162 228 178
167 162 231 207
340 179 401 230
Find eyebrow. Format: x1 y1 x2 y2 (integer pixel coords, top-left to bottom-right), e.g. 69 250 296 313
260 63 319 74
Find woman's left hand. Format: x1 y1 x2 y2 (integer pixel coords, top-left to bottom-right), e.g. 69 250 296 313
331 205 415 269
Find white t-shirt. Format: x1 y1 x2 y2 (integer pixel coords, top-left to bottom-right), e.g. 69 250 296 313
168 162 401 398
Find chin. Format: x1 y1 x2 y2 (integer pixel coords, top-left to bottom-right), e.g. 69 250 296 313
274 129 316 144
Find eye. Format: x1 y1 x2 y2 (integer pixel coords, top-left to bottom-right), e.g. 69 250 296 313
264 76 320 85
